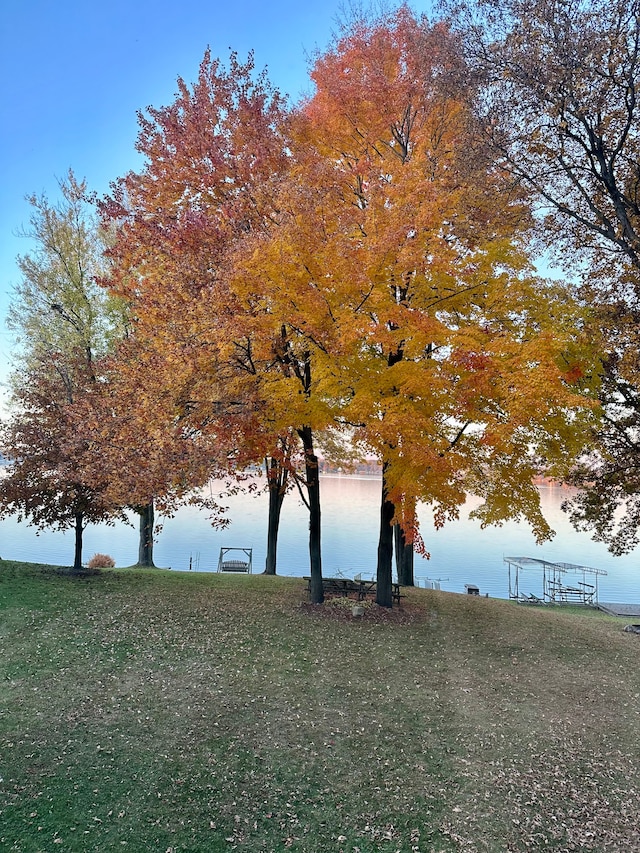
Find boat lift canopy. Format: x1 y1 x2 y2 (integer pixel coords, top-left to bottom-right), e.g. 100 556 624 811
505 556 606 605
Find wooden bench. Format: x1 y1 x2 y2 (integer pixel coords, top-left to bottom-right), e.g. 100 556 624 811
220 560 250 572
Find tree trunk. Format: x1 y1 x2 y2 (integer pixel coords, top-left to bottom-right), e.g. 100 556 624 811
73 512 84 573
376 338 405 605
376 465 394 607
136 500 156 567
298 425 323 604
394 521 415 586
264 456 287 575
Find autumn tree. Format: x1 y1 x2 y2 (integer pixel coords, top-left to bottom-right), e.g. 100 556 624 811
446 0 640 551
563 305 640 553
101 50 307 578
71 335 233 567
241 6 597 605
445 0 640 276
0 174 125 571
7 172 121 373
0 363 123 572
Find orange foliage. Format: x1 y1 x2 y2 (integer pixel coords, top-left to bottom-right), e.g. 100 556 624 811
238 9 594 544
100 8 597 569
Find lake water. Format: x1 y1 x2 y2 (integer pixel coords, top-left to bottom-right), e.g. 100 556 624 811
1 474 639 603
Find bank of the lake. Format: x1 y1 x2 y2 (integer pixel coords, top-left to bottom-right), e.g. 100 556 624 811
1 475 639 603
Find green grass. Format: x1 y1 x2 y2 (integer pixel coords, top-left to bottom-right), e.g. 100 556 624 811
1 559 639 852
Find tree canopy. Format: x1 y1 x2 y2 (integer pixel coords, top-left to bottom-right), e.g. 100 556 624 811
0 174 125 571
0 174 222 571
446 0 640 279
98 6 597 602
2 5 612 591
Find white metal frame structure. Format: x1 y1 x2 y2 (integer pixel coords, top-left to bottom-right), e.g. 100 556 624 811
505 556 606 605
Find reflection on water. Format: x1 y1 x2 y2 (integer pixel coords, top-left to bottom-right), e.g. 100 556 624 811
1 475 639 602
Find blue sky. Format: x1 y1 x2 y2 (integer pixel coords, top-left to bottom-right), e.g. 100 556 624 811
0 0 435 406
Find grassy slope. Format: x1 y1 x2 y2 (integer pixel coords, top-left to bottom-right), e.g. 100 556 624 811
1 560 639 852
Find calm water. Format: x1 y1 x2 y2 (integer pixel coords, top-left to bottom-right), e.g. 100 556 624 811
1 475 639 603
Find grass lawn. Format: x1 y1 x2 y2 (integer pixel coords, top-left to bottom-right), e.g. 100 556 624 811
1 560 639 852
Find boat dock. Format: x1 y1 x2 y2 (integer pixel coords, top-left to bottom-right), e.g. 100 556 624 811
597 603 640 618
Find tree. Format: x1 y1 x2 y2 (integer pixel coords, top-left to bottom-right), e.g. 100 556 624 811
69 336 230 567
102 50 303 579
445 0 640 279
446 0 640 551
0 174 124 570
0 364 123 572
251 6 597 605
562 305 640 553
0 174 214 570
7 172 121 374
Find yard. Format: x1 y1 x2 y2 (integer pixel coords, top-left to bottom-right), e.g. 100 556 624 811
1 561 639 851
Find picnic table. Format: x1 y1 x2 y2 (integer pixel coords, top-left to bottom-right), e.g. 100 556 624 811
304 576 402 604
